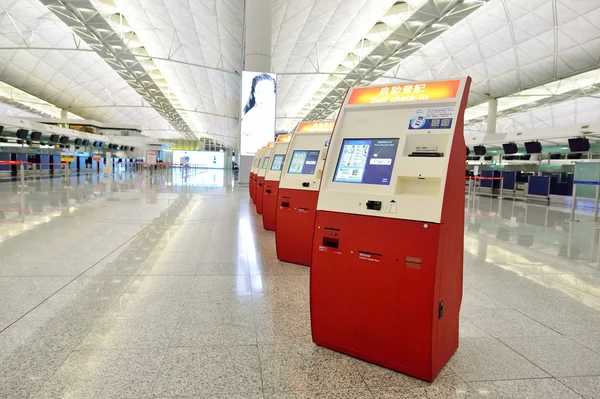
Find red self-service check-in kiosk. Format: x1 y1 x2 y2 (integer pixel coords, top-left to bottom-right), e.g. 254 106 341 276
262 134 293 231
311 78 471 382
276 121 335 266
256 142 275 215
249 153 258 202
250 147 265 205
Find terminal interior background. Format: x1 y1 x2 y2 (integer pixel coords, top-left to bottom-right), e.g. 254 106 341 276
1 0 600 398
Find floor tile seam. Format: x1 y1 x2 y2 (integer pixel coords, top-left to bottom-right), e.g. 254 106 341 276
464 378 584 398
493 336 561 378
0 217 162 336
561 334 600 356
164 279 200 352
27 199 199 397
553 378 588 398
509 307 568 337
248 250 266 399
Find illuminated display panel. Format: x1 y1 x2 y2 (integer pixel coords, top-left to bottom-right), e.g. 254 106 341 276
333 139 399 185
348 80 460 105
241 72 277 156
173 151 225 168
271 154 285 171
288 150 320 175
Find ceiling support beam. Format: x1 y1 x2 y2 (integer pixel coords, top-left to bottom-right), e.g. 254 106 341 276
304 0 487 122
39 0 197 139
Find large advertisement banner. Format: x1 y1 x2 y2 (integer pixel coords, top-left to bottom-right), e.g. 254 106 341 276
241 71 276 156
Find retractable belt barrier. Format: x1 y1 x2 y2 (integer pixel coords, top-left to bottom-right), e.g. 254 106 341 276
465 176 504 198
569 180 600 223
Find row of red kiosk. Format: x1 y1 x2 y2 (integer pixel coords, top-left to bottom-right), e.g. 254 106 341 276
247 78 471 382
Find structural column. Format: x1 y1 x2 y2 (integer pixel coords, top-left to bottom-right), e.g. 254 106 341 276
487 98 498 134
239 0 273 184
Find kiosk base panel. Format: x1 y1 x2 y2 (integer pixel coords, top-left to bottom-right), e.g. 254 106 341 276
249 173 255 201
310 210 462 382
251 175 259 205
262 180 280 231
275 188 319 266
256 177 265 214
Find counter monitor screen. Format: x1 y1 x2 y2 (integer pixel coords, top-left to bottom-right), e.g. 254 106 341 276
262 156 270 169
288 150 320 175
333 138 400 185
271 154 285 171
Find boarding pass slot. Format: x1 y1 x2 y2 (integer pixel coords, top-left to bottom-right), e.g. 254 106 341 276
265 186 272 194
402 134 448 157
322 227 340 248
281 197 290 208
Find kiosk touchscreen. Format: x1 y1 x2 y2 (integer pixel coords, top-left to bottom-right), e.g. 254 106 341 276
311 78 472 382
275 121 335 266
250 148 265 204
262 134 292 231
256 142 275 215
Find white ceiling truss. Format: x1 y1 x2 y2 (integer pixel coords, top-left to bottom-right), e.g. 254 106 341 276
301 0 488 122
374 0 600 128
40 0 198 140
0 0 599 146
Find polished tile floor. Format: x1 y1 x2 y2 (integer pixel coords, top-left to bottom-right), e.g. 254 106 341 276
1 169 600 398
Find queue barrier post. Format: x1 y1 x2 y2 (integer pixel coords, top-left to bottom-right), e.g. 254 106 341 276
595 184 600 223
19 161 26 192
569 183 578 222
499 177 504 199
65 161 71 186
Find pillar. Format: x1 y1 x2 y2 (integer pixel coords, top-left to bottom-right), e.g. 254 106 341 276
487 98 497 134
239 0 273 185
61 109 68 119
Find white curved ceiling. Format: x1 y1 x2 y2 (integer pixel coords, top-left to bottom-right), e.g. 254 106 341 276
0 0 598 146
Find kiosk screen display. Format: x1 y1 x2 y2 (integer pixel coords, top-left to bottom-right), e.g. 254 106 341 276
288 150 320 175
262 156 270 169
333 138 399 185
271 154 285 171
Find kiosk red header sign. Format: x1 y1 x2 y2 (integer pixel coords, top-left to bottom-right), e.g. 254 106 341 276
347 80 461 105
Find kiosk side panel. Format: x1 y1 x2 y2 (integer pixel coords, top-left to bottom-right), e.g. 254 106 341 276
432 77 472 375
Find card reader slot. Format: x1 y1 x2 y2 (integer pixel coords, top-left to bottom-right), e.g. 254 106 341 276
408 152 444 158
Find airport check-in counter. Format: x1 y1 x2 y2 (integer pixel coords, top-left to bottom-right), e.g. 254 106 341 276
250 148 265 204
256 142 275 215
262 134 293 231
275 125 333 266
310 78 472 382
